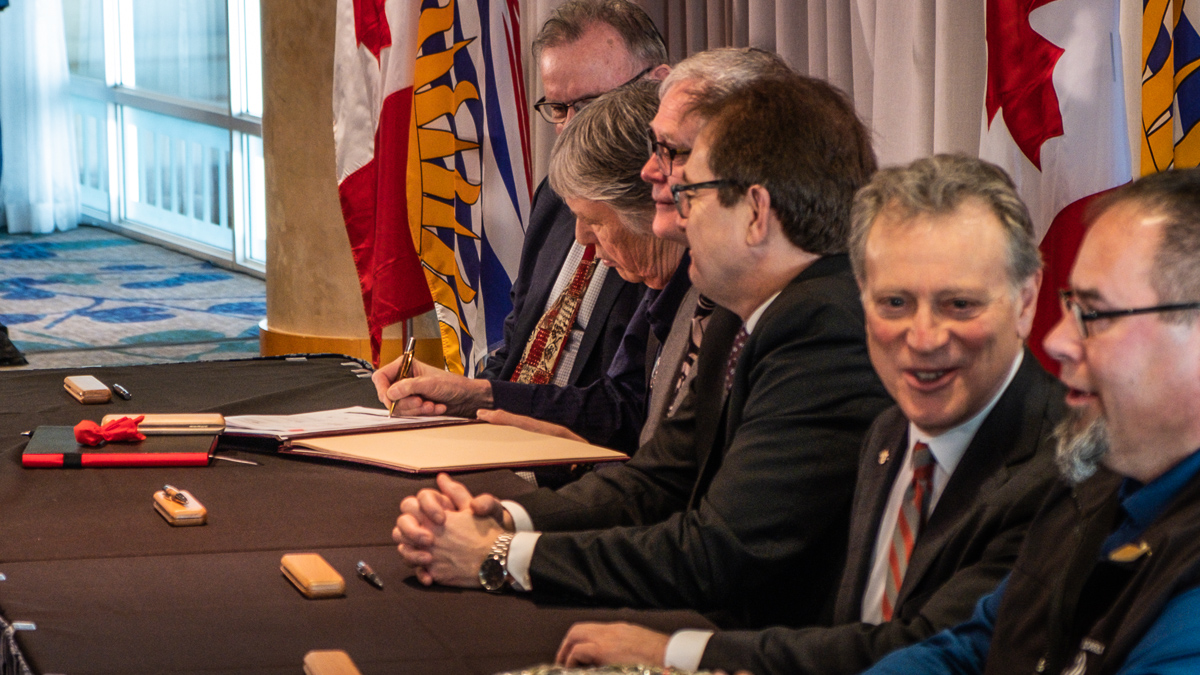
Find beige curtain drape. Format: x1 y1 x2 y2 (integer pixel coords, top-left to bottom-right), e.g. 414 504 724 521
521 0 1141 184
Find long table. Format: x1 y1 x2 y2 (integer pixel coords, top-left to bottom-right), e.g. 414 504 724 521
0 356 710 674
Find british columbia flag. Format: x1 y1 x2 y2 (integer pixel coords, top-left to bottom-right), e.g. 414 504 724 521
333 0 531 373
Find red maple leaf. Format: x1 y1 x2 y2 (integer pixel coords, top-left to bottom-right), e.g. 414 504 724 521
985 0 1064 170
354 0 392 61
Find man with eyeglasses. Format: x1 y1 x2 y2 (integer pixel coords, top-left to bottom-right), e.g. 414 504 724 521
376 0 665 408
858 168 1200 674
558 154 1068 673
391 72 891 631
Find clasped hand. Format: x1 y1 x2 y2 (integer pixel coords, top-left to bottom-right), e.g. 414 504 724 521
392 473 515 587
372 357 494 417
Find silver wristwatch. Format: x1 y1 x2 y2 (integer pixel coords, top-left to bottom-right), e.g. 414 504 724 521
478 532 515 592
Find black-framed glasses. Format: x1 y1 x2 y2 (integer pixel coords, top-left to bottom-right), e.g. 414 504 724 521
1058 289 1200 338
647 132 691 176
670 179 737 218
533 65 656 125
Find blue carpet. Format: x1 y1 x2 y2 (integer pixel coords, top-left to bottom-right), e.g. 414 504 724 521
0 226 264 368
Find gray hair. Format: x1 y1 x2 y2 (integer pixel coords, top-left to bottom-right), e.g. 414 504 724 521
658 48 793 111
532 0 667 70
1092 168 1200 323
548 79 659 234
849 154 1042 288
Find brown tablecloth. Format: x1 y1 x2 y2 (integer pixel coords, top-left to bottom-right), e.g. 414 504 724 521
0 356 710 674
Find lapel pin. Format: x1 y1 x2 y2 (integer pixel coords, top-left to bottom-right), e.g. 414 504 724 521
878 450 890 465
1108 540 1152 563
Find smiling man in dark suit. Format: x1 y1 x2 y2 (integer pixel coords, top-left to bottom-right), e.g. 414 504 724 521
555 155 1068 673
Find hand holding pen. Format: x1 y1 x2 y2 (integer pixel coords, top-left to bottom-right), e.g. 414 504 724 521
384 336 422 415
371 336 493 418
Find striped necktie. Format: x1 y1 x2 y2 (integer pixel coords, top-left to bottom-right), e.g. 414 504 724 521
882 441 934 621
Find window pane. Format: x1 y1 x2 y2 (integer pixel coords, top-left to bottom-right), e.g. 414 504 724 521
130 0 229 106
122 107 234 250
63 0 106 80
71 95 111 212
245 134 266 262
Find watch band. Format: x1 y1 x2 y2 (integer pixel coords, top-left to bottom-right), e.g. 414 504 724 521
479 532 515 592
490 531 515 565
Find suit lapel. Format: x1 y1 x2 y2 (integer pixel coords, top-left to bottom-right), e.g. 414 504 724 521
641 286 702 446
504 204 576 379
567 264 623 384
834 411 907 623
685 307 741 509
896 352 1054 605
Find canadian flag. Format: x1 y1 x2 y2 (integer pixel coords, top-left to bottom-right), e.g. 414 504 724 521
333 1 431 364
979 0 1132 370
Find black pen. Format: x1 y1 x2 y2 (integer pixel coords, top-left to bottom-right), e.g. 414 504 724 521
357 560 384 589
112 384 132 400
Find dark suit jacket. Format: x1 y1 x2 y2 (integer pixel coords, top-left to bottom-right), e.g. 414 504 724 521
700 351 1067 674
487 251 693 451
510 255 893 628
478 178 643 386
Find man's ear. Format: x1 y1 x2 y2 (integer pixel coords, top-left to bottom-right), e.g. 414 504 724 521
649 64 671 81
744 184 773 248
1016 269 1042 339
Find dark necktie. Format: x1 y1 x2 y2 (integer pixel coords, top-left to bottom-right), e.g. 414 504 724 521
882 442 934 621
510 244 597 384
669 294 716 403
723 326 749 392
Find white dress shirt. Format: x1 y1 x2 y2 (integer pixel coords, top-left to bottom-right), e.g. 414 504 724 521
663 351 1024 670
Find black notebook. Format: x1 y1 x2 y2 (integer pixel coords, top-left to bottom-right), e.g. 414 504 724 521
22 426 216 468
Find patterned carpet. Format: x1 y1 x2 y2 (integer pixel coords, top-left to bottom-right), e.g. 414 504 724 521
0 226 265 369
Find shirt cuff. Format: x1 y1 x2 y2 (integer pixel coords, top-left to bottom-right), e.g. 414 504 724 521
664 630 714 671
506 531 540 592
501 500 534 532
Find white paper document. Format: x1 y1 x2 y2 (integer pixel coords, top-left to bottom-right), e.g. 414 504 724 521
223 406 469 440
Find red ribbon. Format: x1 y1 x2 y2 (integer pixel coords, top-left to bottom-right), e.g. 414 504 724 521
74 415 146 446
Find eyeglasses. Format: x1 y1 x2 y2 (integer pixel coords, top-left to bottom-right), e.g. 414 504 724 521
1058 289 1200 338
670 179 737 218
533 65 656 125
647 132 691 176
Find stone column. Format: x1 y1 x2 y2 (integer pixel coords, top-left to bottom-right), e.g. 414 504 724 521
258 0 428 366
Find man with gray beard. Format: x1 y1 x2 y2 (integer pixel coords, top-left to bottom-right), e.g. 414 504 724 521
1053 400 1111 484
863 167 1200 675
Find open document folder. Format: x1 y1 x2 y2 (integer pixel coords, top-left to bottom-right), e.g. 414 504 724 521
226 407 629 473
223 406 468 441
282 424 629 473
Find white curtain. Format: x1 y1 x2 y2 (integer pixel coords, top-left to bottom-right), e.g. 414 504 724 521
0 0 80 234
521 0 1142 176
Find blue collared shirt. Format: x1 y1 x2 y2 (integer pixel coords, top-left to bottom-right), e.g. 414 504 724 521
862 448 1200 675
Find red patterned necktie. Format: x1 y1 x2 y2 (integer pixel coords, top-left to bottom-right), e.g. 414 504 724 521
882 441 934 621
510 244 598 385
